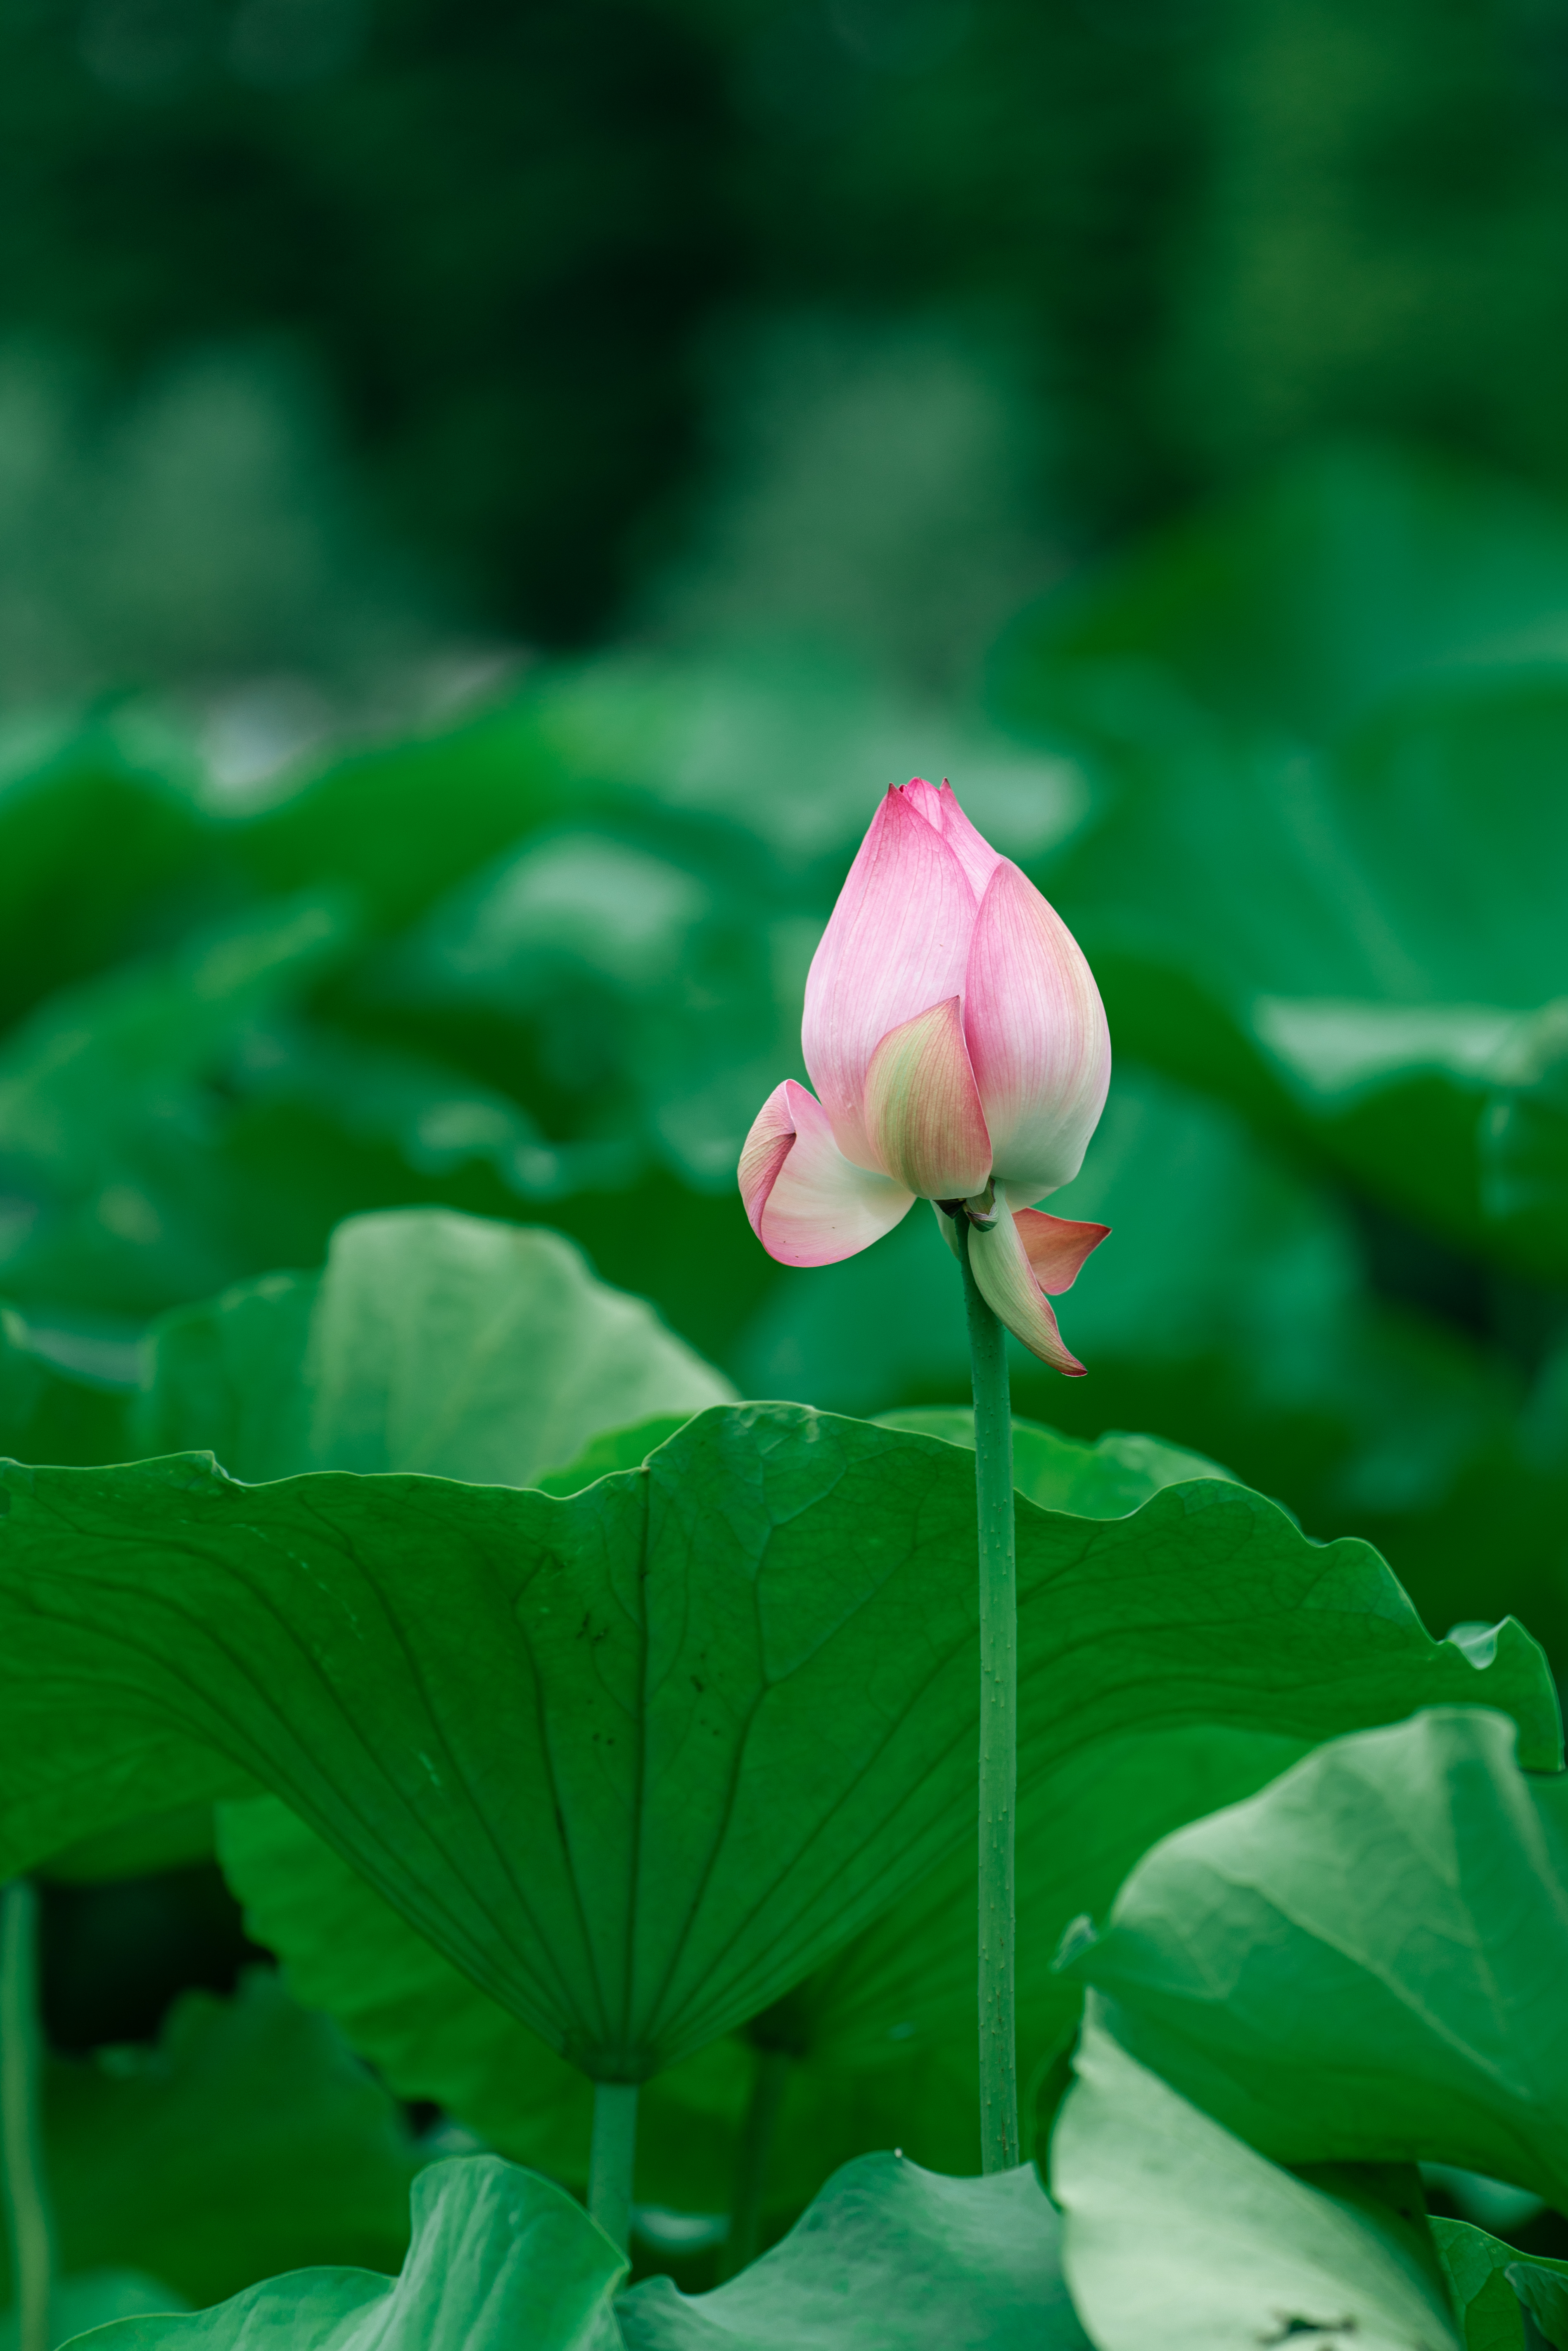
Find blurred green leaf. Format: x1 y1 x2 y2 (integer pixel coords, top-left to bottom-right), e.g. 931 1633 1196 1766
999 451 1568 1270
0 1306 131 1467
135 1207 732 1487
39 1803 216 1883
77 2156 623 2351
1051 2017 1460 2351
1430 2219 1568 2351
1481 1002 1568 1284
534 1414 700 1497
873 1407 1232 1513
2 2270 187 2351
1003 443 1568 750
616 2153 1084 2351
372 813 797 1194
232 702 570 937
28 1972 422 2309
1065 1709 1568 2203
0 895 354 1313
0 724 215 1031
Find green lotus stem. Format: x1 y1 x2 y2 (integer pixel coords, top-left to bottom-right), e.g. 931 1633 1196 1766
588 2081 639 2255
959 1221 1020 2172
721 2044 791 2279
0 1883 53 2351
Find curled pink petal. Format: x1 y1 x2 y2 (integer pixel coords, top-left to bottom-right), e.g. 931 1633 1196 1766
1014 1209 1110 1294
802 786 978 1170
964 860 1111 1205
862 997 992 1200
968 1207 1090 1377
738 1083 797 1230
738 1080 913 1267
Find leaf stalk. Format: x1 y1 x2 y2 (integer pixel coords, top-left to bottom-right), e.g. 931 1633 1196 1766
0 1882 53 2351
588 2080 639 2255
959 1222 1020 2172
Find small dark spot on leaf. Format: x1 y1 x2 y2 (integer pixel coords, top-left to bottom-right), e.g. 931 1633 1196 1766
1260 2320 1357 2346
691 1675 705 1692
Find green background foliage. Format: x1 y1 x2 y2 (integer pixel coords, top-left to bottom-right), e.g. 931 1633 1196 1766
3 5 1568 2336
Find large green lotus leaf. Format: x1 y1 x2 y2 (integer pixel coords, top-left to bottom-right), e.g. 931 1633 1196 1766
134 1208 733 1487
17 1971 422 2308
217 1794 750 2213
1065 1707 1568 2204
0 1406 1032 2078
1051 2016 1461 2351
211 1412 1235 2197
616 2153 1084 2351
0 1413 1552 2084
1430 2218 1568 2351
212 1425 1557 2211
770 1721 1314 2185
74 2156 624 2351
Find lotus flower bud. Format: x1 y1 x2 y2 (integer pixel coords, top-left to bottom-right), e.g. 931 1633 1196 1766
739 779 1110 1373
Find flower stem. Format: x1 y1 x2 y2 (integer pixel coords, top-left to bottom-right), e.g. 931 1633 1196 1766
0 1882 53 2351
958 1222 1020 2173
720 2044 791 2279
588 2081 639 2255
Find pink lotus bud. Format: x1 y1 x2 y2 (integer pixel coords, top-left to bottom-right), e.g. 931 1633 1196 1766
739 780 1111 1369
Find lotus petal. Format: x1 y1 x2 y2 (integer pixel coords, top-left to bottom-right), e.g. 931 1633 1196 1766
803 786 978 1170
739 1080 913 1267
967 1207 1090 1376
862 997 992 1200
1015 1208 1110 1294
964 861 1110 1205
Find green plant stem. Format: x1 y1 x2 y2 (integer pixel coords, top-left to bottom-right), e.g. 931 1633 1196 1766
0 1883 53 2351
720 2045 791 2279
588 2081 639 2255
959 1221 1020 2173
